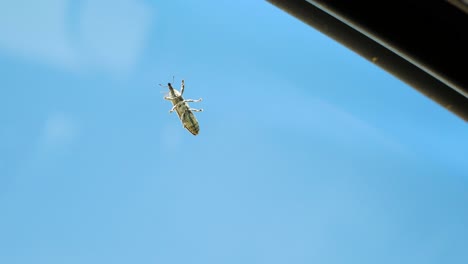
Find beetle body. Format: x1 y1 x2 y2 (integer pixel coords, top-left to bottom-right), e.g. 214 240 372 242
164 80 203 136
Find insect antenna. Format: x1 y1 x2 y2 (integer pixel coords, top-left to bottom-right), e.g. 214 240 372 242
158 76 178 97
156 83 170 98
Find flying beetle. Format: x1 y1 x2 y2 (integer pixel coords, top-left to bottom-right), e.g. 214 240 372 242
161 78 203 136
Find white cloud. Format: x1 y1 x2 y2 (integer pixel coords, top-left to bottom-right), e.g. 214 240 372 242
237 73 411 158
0 0 77 67
0 0 153 75
307 97 406 152
78 0 152 73
42 113 77 148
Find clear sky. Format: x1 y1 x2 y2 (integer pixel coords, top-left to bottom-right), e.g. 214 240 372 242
1 1 467 263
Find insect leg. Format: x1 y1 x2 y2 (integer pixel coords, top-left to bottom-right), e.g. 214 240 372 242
169 101 185 113
169 99 201 112
183 98 202 103
180 80 185 96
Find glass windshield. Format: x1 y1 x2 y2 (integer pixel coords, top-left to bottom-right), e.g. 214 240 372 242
1 1 467 263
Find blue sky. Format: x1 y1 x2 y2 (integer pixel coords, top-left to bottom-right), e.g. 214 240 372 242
1 0 467 263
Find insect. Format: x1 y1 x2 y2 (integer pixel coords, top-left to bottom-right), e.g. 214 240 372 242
161 78 203 136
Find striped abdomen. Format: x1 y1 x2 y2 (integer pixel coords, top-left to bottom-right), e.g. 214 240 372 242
176 104 200 136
